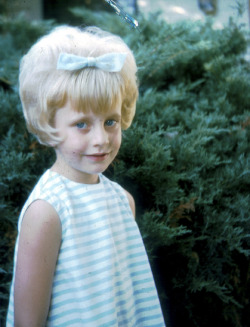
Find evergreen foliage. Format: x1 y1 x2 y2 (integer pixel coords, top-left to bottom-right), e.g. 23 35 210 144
0 7 249 327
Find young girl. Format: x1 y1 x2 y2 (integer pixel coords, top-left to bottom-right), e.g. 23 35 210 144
6 26 165 326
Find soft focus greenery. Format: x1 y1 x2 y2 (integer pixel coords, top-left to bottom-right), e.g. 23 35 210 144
0 6 249 326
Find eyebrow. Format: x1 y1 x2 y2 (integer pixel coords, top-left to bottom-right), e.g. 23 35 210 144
69 112 122 125
107 113 121 121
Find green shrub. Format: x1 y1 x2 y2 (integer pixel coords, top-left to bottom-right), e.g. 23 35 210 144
0 8 249 327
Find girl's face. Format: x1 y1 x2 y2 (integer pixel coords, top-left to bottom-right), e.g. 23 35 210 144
52 100 122 184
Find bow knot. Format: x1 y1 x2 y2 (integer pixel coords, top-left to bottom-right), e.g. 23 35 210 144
87 57 97 67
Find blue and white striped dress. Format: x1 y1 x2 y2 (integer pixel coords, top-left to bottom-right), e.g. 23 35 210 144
6 170 165 326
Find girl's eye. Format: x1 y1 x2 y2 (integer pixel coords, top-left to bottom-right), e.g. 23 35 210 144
105 119 116 127
76 122 88 129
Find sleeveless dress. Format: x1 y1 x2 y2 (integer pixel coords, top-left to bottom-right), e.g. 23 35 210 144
6 170 165 326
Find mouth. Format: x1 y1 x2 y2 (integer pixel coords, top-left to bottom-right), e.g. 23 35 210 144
85 153 110 162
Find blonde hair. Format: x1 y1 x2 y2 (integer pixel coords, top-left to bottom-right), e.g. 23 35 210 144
19 26 138 146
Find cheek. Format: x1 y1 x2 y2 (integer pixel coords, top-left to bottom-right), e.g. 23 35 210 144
112 130 122 149
60 133 88 154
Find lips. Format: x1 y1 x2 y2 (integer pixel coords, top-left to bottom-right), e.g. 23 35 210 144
85 153 109 162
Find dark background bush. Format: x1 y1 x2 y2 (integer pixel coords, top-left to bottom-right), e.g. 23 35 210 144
0 4 249 326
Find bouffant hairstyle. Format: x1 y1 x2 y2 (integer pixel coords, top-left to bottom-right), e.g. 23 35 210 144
19 25 138 146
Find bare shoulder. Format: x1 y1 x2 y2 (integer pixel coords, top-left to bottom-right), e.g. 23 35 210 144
20 200 61 256
18 199 62 267
24 199 60 221
22 200 61 240
123 189 136 218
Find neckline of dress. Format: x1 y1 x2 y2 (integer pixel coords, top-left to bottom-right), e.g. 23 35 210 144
47 169 104 188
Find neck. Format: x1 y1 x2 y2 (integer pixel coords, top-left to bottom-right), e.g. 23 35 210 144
50 159 100 185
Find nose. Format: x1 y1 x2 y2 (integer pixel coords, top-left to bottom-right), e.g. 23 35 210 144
92 124 109 147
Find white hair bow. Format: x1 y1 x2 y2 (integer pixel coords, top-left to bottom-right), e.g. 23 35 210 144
57 52 127 72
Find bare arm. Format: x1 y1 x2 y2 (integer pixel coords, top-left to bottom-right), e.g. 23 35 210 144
14 200 61 327
124 189 136 218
